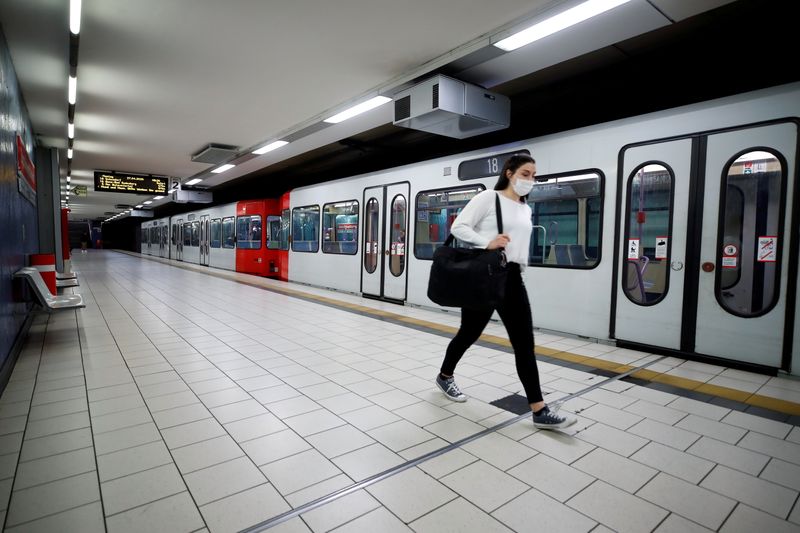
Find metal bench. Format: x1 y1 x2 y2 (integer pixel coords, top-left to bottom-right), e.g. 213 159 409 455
14 267 85 311
56 277 79 288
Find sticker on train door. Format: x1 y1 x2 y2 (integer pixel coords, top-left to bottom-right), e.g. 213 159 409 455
365 242 371 253
722 243 738 268
627 239 640 260
757 236 777 262
655 237 668 259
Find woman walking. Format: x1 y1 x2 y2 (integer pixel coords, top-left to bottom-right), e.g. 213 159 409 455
435 153 576 430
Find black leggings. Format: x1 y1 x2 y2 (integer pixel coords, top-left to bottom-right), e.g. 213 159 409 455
440 264 543 404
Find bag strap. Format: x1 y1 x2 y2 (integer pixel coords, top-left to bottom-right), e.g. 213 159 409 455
443 191 505 247
495 192 503 235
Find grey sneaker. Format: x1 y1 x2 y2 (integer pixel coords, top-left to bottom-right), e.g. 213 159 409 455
436 374 467 402
533 405 576 430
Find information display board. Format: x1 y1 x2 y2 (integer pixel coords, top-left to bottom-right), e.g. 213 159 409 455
457 149 531 180
94 172 168 195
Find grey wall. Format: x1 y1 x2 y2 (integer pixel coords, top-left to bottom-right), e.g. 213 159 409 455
0 26 40 381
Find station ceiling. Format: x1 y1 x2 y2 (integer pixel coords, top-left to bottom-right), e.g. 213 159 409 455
1 0 796 222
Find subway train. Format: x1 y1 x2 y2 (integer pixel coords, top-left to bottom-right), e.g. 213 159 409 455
140 82 799 376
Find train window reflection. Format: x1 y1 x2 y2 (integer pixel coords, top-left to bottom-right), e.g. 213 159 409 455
414 185 485 260
266 216 282 250
183 223 191 246
292 206 320 253
364 198 379 273
236 215 262 249
322 200 359 255
389 195 407 276
210 218 221 248
527 171 602 268
280 209 290 251
222 217 235 249
717 150 783 317
191 221 200 247
623 163 672 305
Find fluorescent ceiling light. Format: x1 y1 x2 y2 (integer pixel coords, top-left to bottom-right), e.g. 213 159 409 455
70 0 81 34
185 178 203 185
211 164 235 174
68 76 77 104
143 200 153 205
324 96 391 124
153 196 164 200
67 148 73 159
135 205 143 208
252 140 289 155
68 123 74 138
494 0 631 52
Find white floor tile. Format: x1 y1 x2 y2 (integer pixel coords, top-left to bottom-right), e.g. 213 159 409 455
493 488 596 533
4 501 105 533
199 483 291 533
184 456 266 506
242 429 311 466
306 425 375 459
334 506 413 533
5 471 100 527
638 472 737 530
100 463 186 516
332 443 404 482
631 441 715 484
260 448 342 495
105 491 204 533
224 412 287 443
19 427 93 462
686 436 770 476
572 448 657 493
700 465 798 518
440 460 529 512
172 435 244 473
720 503 800 533
567 480 667 533
14 447 96 490
300 490 380 533
366 467 456 522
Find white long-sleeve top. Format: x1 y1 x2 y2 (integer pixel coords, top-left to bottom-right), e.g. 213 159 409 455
450 190 532 266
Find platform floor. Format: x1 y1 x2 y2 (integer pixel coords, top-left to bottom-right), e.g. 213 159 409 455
1 250 799 532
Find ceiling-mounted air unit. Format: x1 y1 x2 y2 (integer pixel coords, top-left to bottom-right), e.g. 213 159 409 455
191 143 239 164
392 75 509 139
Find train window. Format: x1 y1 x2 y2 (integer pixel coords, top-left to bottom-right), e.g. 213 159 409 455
222 217 235 248
526 171 602 268
210 218 221 248
141 228 147 244
266 216 282 250
364 198 379 273
414 185 485 260
389 195 407 276
191 221 200 247
717 150 784 317
183 223 191 246
162 226 168 246
236 215 262 249
280 209 290 251
322 200 359 255
623 163 673 305
292 206 320 253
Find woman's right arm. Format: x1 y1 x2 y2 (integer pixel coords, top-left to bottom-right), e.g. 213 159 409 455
450 192 492 248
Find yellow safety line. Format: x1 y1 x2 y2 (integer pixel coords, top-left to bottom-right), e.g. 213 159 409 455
119 251 800 416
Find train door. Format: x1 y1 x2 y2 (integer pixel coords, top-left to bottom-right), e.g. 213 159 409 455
614 122 797 370
199 215 210 266
161 225 169 258
361 183 410 302
175 219 184 261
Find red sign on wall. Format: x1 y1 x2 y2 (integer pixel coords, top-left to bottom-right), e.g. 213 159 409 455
16 135 36 190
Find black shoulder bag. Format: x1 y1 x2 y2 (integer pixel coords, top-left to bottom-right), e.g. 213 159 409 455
427 193 508 310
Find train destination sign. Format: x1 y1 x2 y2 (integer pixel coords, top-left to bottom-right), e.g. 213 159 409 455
94 172 168 195
458 149 531 181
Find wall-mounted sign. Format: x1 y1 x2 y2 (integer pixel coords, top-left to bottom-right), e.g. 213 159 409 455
72 185 87 197
94 171 168 195
16 134 36 205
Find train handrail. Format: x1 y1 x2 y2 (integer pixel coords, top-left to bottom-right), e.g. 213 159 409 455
532 225 547 263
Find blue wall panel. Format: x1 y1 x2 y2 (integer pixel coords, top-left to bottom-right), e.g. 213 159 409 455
0 26 39 375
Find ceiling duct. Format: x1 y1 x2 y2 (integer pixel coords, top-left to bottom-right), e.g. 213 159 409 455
191 143 239 164
392 74 509 139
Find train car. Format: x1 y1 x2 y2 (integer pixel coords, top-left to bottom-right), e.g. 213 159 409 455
143 200 284 276
283 82 799 375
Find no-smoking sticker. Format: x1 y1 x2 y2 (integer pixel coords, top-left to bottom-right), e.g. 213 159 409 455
757 236 777 262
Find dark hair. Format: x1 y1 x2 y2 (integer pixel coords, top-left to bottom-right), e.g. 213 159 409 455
493 153 536 201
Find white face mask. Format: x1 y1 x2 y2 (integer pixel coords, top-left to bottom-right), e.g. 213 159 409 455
511 177 534 196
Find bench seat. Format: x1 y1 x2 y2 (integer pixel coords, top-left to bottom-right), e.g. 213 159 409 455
14 268 85 312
